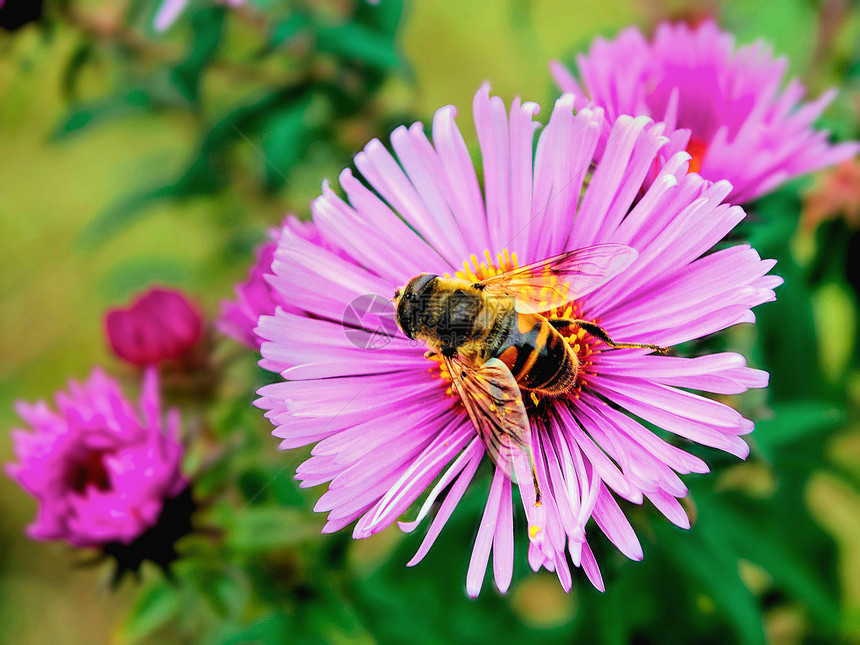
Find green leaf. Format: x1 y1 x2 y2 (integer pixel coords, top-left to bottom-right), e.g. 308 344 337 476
595 584 630 645
259 96 313 190
180 564 248 619
742 179 807 257
77 89 309 247
754 257 824 399
170 7 226 104
298 589 377 645
52 87 152 139
61 39 95 100
701 491 840 629
238 465 306 508
354 0 404 37
656 523 766 645
752 400 845 460
316 21 401 70
227 507 319 553
268 12 311 52
211 612 293 645
120 579 181 644
172 88 308 197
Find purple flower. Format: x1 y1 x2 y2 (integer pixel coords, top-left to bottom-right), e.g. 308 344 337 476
154 0 244 32
217 216 342 349
551 21 859 203
255 85 781 595
105 287 203 367
6 368 187 548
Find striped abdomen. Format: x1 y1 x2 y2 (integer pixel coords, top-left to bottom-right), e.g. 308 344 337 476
494 313 578 395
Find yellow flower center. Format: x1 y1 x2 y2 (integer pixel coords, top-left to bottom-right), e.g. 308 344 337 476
454 248 521 283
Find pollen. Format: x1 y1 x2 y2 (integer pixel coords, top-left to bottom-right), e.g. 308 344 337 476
528 524 542 539
428 356 457 397
452 247 519 282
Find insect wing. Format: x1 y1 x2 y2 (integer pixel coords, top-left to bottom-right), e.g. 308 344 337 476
478 244 637 314
444 355 533 482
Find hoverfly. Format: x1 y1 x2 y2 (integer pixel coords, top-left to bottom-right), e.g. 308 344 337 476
392 245 667 504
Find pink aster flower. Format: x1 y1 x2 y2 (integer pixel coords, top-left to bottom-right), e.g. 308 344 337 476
105 287 203 367
218 216 335 349
6 368 187 548
551 21 859 203
154 0 244 32
254 85 780 596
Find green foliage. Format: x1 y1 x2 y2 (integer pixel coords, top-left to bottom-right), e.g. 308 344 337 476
53 87 154 138
315 21 400 71
657 522 767 645
208 612 293 645
120 578 182 643
753 401 845 459
169 7 226 105
53 0 410 245
225 507 319 553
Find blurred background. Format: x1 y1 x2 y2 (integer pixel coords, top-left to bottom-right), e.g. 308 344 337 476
1 0 859 643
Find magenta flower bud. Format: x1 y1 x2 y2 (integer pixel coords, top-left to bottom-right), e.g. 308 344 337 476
217 236 280 350
6 368 188 549
105 288 203 367
217 216 343 349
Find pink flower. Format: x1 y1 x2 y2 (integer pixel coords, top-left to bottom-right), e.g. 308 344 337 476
217 216 337 349
6 368 187 548
255 85 780 595
105 287 203 367
551 21 859 203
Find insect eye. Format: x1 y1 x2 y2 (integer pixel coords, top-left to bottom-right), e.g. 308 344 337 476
405 292 417 302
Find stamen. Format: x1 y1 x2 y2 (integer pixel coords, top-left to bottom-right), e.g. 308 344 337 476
427 355 457 397
687 138 708 175
452 248 520 283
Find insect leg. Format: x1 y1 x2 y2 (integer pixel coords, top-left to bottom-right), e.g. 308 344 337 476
527 445 542 506
550 318 669 354
546 319 574 331
440 346 458 359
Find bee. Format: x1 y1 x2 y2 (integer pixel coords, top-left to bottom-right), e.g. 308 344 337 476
392 244 667 504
